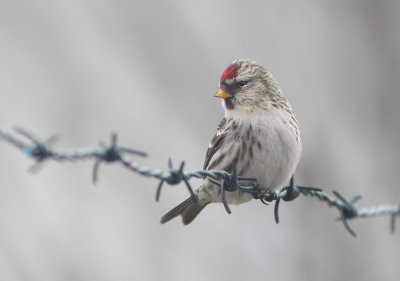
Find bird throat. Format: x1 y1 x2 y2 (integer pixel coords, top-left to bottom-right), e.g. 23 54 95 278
224 97 235 110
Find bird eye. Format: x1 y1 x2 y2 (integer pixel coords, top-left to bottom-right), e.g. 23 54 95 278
238 81 247 87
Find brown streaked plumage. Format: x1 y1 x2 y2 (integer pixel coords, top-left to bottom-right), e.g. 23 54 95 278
161 59 302 225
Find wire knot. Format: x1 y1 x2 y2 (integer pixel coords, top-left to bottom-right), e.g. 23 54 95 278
28 143 53 161
155 159 197 203
208 160 257 214
11 128 59 173
92 133 147 184
223 164 240 192
332 191 361 237
165 165 185 185
101 145 122 162
281 177 300 202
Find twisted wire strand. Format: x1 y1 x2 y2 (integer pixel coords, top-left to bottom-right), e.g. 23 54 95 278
300 189 345 210
358 204 400 218
0 128 399 236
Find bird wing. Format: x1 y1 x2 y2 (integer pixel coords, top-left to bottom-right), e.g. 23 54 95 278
203 117 228 170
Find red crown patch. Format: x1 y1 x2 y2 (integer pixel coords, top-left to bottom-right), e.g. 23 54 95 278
220 65 239 82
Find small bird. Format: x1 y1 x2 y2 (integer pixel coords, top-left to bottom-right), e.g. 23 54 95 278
160 59 302 225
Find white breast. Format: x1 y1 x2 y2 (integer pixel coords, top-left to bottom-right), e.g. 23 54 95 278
246 110 302 190
201 109 302 204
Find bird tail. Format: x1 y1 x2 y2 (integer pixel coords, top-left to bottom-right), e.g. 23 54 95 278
160 196 209 225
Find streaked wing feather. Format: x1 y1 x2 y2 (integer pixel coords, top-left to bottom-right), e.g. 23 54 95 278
203 117 228 170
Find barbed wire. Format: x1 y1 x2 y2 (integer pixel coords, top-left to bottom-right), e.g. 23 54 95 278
0 127 399 236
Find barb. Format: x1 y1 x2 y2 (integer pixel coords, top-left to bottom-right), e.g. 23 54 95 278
1 127 399 236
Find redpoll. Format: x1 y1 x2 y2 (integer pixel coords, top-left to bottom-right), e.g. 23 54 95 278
161 59 302 225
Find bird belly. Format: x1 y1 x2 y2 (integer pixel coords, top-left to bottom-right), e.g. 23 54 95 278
245 112 302 191
201 111 301 205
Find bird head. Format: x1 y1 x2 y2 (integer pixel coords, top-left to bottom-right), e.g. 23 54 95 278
215 59 283 114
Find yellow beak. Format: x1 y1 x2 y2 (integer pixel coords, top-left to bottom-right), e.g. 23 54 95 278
214 89 232 99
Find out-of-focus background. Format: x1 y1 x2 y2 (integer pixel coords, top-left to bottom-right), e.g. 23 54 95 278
0 0 399 280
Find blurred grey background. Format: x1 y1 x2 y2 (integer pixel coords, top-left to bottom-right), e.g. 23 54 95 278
0 0 399 280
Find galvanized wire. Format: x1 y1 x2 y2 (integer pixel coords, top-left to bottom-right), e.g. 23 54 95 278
0 127 399 236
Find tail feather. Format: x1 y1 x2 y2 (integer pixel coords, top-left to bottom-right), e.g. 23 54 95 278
160 197 208 225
